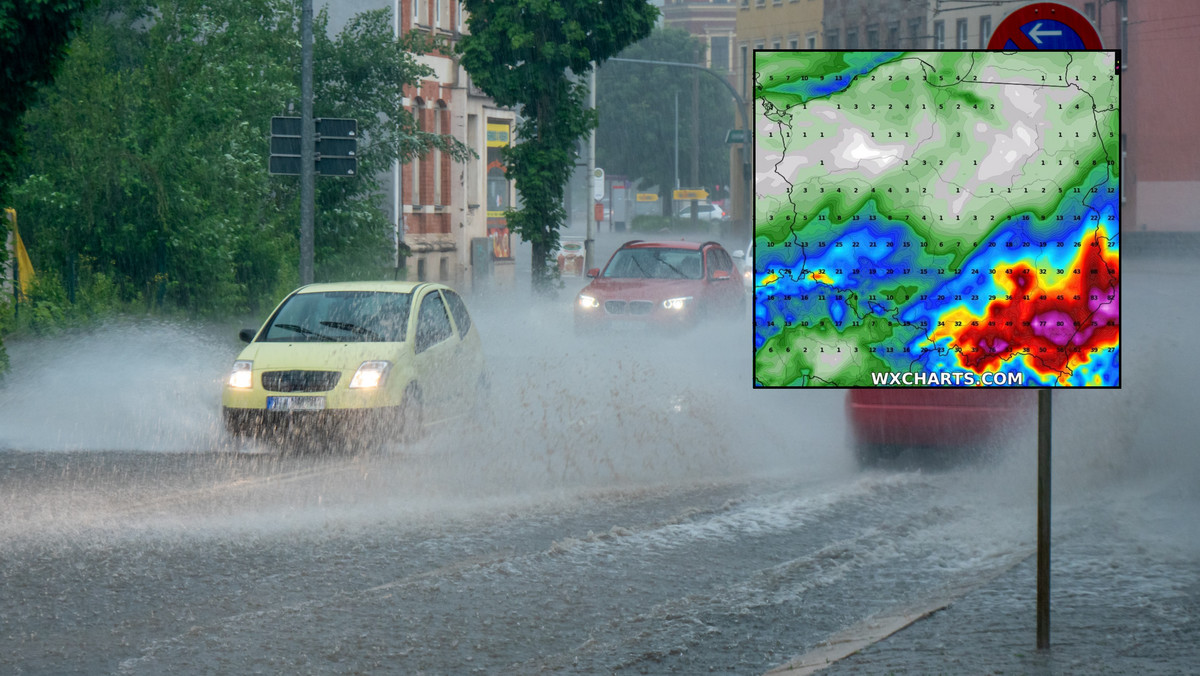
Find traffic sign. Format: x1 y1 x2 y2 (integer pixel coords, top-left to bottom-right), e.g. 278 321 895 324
269 116 357 177
724 129 748 144
636 192 658 202
987 2 1103 50
673 189 708 201
592 168 605 201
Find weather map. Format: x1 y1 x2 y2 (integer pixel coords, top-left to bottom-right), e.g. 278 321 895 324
753 51 1119 387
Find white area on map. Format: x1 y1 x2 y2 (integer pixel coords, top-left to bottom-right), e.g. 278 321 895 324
834 130 904 174
977 121 1038 182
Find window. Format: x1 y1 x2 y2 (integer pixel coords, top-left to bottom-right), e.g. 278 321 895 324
435 101 449 206
710 36 730 72
411 99 425 205
806 33 817 49
956 19 968 48
979 16 992 48
772 39 781 49
413 0 419 23
705 248 733 278
262 291 413 343
887 24 899 49
908 19 922 48
846 29 858 49
415 292 453 352
441 290 473 338
789 37 799 50
740 44 749 97
933 20 945 49
825 30 838 49
1084 3 1096 21
867 26 879 50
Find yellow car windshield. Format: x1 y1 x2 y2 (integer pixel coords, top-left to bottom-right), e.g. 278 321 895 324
261 291 413 343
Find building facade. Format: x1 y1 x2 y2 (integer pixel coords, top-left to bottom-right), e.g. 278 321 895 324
660 0 739 73
323 0 517 291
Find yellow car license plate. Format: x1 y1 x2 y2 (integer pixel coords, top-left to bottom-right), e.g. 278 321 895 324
266 396 326 412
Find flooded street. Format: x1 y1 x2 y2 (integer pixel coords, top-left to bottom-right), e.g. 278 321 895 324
1 247 1196 674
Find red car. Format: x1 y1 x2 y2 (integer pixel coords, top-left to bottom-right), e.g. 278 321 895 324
846 387 1035 466
574 240 746 332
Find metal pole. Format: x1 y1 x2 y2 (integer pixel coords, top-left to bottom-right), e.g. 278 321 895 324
1037 387 1053 650
393 0 403 278
691 51 700 231
674 91 679 192
299 0 315 285
585 67 596 272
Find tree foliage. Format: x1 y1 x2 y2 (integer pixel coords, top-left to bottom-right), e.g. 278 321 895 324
457 0 657 292
9 0 467 317
0 0 89 208
596 28 735 213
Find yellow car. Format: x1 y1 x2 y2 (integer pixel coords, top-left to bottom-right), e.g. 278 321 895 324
221 281 486 446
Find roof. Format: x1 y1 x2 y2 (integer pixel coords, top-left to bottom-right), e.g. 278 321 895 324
619 239 711 251
293 280 435 294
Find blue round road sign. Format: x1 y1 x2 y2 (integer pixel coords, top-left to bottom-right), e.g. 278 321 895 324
987 2 1104 50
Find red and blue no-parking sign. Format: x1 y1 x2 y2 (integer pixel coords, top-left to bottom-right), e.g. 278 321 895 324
987 2 1104 50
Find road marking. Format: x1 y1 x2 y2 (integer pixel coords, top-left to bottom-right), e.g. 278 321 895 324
766 549 1033 675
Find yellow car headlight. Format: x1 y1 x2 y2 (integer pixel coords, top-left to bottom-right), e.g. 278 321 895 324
349 360 391 389
228 360 253 389
578 294 599 309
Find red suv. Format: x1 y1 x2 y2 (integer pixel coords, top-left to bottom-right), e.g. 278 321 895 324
575 240 746 332
846 388 1035 467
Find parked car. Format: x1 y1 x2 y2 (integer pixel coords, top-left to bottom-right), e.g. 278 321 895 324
676 202 728 222
846 387 1034 467
574 239 746 333
222 281 486 449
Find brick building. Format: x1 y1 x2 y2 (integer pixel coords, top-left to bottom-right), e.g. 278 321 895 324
323 0 517 290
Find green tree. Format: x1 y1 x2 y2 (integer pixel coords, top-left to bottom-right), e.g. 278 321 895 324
457 0 657 293
0 0 89 207
0 0 90 375
596 28 735 214
11 0 468 316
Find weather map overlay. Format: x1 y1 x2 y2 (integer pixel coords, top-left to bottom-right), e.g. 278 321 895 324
754 50 1120 388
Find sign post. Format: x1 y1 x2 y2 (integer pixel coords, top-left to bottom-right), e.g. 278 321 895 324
989 2 1103 652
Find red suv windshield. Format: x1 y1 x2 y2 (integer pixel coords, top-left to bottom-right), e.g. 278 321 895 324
602 248 703 280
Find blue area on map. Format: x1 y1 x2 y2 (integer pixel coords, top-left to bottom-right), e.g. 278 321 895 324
768 52 903 103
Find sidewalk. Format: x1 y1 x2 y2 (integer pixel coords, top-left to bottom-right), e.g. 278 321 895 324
772 493 1200 675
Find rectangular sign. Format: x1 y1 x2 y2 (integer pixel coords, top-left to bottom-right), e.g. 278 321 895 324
486 123 510 147
271 116 301 137
269 156 357 176
636 192 658 202
673 189 708 201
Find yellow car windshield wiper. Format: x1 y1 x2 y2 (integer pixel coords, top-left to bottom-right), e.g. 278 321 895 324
273 323 336 341
320 321 383 341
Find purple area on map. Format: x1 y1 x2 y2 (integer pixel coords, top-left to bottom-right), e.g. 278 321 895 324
1032 310 1076 346
1089 285 1120 320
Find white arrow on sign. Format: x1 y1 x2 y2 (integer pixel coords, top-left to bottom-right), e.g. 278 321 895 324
1027 22 1063 44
